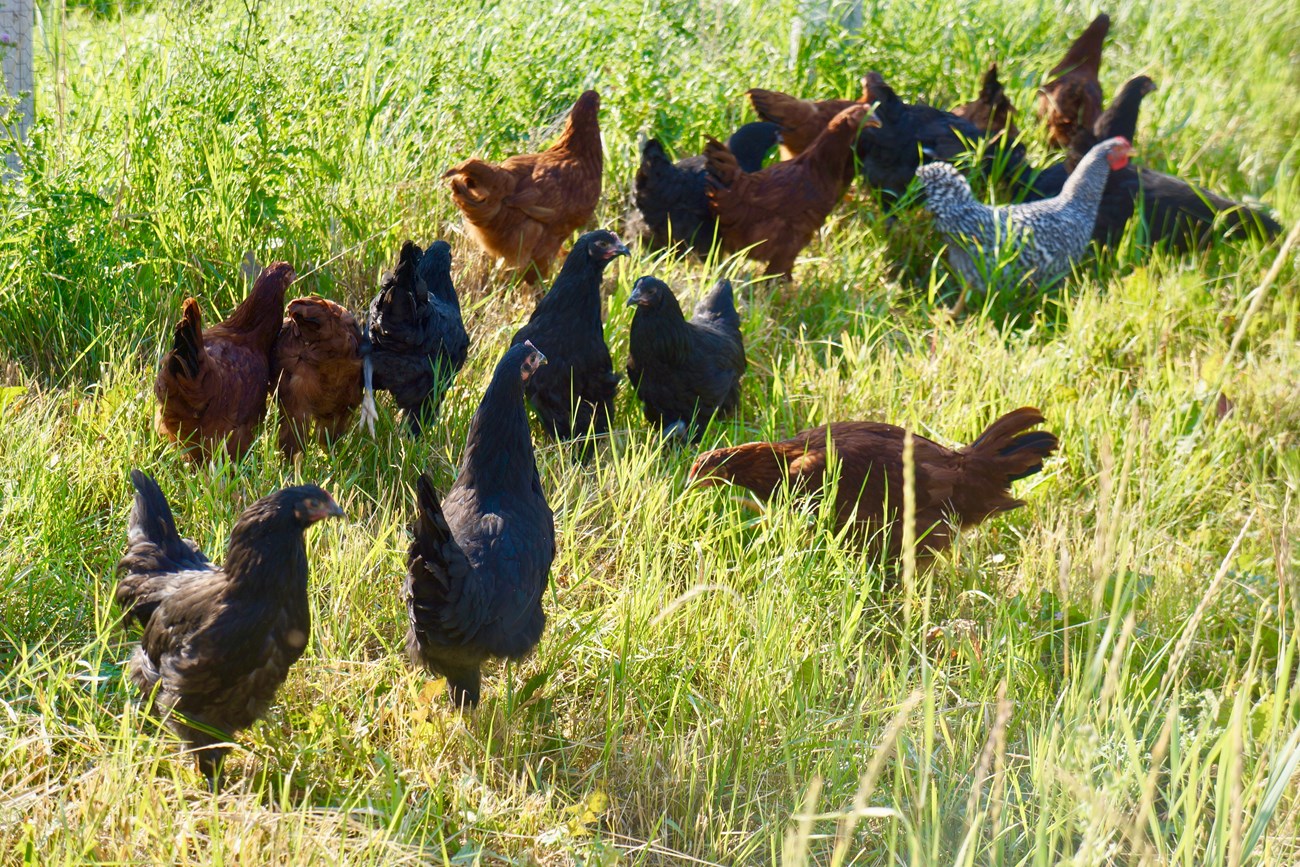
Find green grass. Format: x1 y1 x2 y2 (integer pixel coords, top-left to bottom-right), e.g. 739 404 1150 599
2 0 1298 862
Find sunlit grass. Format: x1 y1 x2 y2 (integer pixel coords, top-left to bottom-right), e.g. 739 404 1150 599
1 0 1298 862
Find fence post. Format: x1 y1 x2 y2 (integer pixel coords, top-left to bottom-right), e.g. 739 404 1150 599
0 0 33 175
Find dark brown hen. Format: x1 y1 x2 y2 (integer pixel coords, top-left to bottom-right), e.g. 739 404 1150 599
952 64 1019 140
746 88 864 159
687 408 1057 564
1037 14 1110 148
116 471 343 785
706 104 880 279
406 341 555 707
272 296 369 458
154 263 295 461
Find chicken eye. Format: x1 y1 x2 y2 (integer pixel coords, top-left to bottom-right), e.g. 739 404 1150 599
303 497 321 511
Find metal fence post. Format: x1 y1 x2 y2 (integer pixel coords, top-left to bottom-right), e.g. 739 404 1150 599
0 0 33 175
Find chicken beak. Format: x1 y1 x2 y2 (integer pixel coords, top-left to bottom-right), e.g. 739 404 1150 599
608 241 631 260
862 110 882 129
627 283 644 307
324 499 346 519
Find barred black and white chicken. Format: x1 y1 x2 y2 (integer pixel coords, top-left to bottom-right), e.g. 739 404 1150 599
916 136 1133 314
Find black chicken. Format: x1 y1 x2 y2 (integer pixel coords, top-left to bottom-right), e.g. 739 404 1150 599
626 276 746 440
633 122 781 255
368 240 470 434
405 341 556 707
857 71 1025 206
1021 75 1283 249
511 229 627 443
115 471 343 785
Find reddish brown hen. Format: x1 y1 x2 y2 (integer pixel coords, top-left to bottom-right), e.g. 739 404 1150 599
952 64 1019 140
272 296 368 458
687 408 1058 564
705 103 880 279
1037 14 1110 148
154 263 295 461
745 87 864 159
443 90 603 284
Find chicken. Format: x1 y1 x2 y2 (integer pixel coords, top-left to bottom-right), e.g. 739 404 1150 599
705 104 880 279
1022 78 1283 250
272 296 367 458
405 341 555 707
854 71 1021 206
115 470 343 784
687 408 1058 563
511 229 627 443
154 262 295 461
916 136 1133 312
633 122 781 256
444 90 603 284
952 63 1019 140
368 240 469 434
1037 13 1110 149
626 276 746 440
746 88 863 159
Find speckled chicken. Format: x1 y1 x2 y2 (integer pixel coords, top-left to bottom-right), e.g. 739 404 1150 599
116 471 343 785
368 240 469 434
406 341 555 707
626 276 746 440
917 136 1133 310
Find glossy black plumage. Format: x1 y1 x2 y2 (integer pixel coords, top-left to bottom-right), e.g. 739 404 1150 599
511 230 627 442
405 342 555 707
626 276 746 439
1021 76 1282 249
115 471 342 784
634 122 781 255
856 71 1025 206
368 240 470 434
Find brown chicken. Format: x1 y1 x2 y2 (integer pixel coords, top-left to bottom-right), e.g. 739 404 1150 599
746 87 864 159
155 263 295 461
272 296 369 458
443 90 603 284
952 64 1019 140
687 408 1058 564
705 104 880 279
1037 14 1110 148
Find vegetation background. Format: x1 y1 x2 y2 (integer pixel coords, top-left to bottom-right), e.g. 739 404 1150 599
1 0 1297 862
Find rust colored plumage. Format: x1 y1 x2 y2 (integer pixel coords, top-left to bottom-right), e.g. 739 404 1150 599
1037 14 1110 148
443 90 603 284
687 408 1058 563
952 63 1019 140
272 296 366 458
745 88 864 159
154 263 295 461
705 104 880 279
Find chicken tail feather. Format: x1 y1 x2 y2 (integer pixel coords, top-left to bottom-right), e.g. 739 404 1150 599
168 299 205 379
964 407 1059 484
